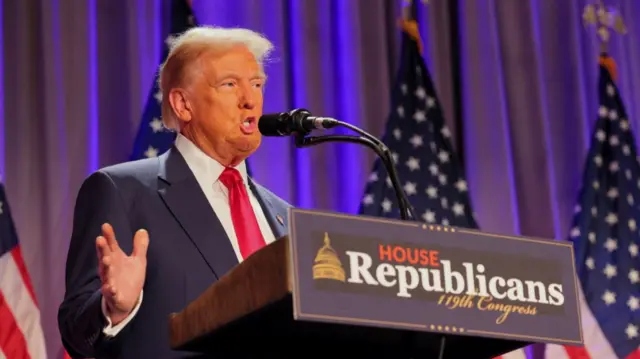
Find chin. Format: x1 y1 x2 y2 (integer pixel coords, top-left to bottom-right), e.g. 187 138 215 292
236 135 261 154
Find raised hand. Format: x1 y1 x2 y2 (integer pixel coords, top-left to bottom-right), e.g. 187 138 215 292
96 223 149 325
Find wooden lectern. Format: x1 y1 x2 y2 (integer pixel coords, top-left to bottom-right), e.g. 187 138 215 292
170 210 584 359
169 238 528 358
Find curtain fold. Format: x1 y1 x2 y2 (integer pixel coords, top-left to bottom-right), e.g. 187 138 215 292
459 0 640 242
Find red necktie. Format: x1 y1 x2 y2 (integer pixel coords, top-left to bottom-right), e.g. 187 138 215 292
219 167 266 259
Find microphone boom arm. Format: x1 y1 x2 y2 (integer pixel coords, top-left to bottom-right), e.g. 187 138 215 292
295 132 418 221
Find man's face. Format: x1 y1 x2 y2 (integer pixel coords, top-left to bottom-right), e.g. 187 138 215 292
185 45 265 165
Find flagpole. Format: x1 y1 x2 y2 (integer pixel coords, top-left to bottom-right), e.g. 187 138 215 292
406 2 444 358
399 2 448 357
543 4 637 359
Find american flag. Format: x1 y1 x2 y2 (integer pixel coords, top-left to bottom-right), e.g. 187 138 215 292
358 23 477 229
129 0 195 161
0 182 47 359
544 60 640 359
357 21 528 359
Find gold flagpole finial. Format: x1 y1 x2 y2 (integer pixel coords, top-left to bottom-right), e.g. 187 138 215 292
399 0 428 54
583 0 627 81
582 0 627 52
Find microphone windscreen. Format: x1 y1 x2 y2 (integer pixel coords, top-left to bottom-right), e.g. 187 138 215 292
258 113 289 136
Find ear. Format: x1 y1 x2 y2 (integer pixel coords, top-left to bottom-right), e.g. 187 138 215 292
167 88 193 123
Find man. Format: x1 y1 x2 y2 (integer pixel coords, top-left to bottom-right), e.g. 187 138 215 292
58 26 291 358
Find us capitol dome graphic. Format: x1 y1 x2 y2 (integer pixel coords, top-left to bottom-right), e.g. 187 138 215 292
312 232 346 282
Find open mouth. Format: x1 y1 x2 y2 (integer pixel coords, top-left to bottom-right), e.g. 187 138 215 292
240 116 258 134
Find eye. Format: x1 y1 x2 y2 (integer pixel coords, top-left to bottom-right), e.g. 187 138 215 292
251 79 265 89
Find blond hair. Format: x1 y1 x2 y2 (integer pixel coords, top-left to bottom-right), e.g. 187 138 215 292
158 26 274 131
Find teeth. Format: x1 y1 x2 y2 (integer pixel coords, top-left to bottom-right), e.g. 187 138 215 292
243 121 250 127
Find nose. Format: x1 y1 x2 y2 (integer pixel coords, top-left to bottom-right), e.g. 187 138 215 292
239 84 256 110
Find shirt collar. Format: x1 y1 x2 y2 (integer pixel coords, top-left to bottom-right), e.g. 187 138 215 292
174 132 249 185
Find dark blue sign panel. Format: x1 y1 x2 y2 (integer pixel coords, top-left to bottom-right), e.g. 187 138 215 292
288 208 583 346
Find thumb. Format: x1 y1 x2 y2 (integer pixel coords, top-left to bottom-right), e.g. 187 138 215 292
132 229 149 258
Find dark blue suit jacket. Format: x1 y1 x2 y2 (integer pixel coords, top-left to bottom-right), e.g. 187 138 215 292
58 147 291 359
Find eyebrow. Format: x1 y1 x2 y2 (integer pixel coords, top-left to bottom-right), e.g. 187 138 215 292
217 72 266 81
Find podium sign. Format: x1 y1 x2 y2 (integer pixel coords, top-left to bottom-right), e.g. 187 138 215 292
288 208 584 347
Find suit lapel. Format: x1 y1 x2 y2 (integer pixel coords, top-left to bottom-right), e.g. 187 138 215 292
248 179 289 239
157 147 238 280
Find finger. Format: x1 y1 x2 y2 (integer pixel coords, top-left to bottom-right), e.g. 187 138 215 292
96 236 111 257
132 229 149 258
96 236 111 282
101 283 116 300
101 254 112 267
101 223 120 252
101 283 111 297
98 263 106 283
103 255 114 280
108 281 117 296
98 254 109 279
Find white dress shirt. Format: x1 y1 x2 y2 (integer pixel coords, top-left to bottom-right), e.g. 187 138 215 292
102 133 277 336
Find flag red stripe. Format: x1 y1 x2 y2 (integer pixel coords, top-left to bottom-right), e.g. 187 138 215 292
10 247 38 306
0 291 31 359
564 345 592 359
625 349 640 359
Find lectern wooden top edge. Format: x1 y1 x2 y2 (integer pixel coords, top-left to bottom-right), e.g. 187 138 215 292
168 236 292 350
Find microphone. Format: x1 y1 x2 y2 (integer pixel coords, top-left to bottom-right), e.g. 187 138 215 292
262 109 418 221
258 109 338 136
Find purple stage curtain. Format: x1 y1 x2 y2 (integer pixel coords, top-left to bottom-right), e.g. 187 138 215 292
1 0 639 357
